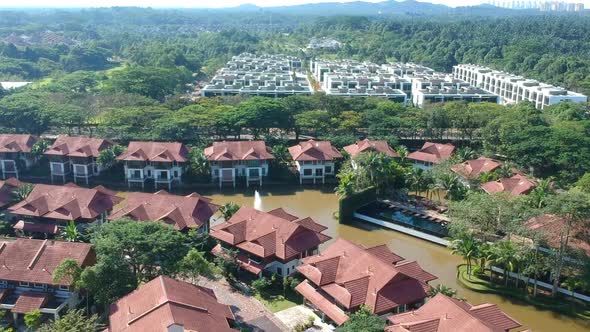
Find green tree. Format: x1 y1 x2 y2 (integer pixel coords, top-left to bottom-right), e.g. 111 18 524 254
178 248 215 283
24 310 42 331
450 233 480 277
59 221 80 242
90 219 190 282
337 305 385 332
219 202 240 220
37 309 99 332
428 284 458 298
96 144 124 169
545 191 590 296
12 183 34 202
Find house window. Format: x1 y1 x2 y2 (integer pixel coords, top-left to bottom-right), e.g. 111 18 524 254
214 169 219 176
325 166 332 173
19 282 30 287
33 283 45 289
0 280 6 288
173 170 179 178
58 285 70 291
147 170 152 177
276 267 282 275
303 169 312 176
286 268 290 275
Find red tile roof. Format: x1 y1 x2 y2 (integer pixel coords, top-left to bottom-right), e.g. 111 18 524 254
0 177 22 208
387 293 522 332
481 174 536 196
407 142 455 164
109 191 219 231
44 135 113 158
0 239 94 285
117 141 189 163
211 244 264 275
450 157 502 179
525 214 590 256
13 220 59 235
295 238 436 319
295 280 350 325
9 183 123 222
288 140 343 161
343 139 398 158
0 134 37 153
107 276 236 332
210 207 331 261
204 141 274 161
12 292 50 314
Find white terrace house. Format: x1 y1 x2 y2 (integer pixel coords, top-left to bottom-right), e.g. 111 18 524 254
0 134 37 180
204 141 275 188
289 140 343 184
44 136 112 185
0 239 95 323
117 142 189 191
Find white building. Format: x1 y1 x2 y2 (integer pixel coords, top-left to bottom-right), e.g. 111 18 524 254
289 140 343 184
453 64 588 109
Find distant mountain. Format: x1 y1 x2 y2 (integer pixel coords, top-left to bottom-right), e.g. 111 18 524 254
218 0 539 17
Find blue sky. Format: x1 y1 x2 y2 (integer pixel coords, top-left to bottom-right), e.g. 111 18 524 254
2 0 588 8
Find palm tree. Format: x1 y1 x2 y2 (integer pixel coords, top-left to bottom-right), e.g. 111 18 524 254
335 171 355 198
219 202 240 221
450 233 480 277
396 145 409 165
528 178 552 209
60 221 80 242
429 284 458 298
456 147 477 162
437 172 466 201
488 241 519 286
13 183 34 202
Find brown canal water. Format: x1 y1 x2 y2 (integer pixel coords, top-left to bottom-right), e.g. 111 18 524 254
204 187 589 332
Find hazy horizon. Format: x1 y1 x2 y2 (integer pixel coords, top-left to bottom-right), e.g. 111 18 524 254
2 0 589 9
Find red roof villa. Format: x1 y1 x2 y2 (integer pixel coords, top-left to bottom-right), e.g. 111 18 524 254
289 140 343 184
204 141 274 188
117 141 189 190
524 214 590 256
386 293 522 332
407 142 455 170
8 183 122 236
294 238 437 326
109 191 219 232
0 239 95 322
343 139 398 158
210 206 331 278
0 177 22 209
106 276 236 332
0 134 38 179
451 157 503 180
481 174 536 196
44 135 113 184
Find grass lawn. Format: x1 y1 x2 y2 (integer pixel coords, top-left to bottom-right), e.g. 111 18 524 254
457 264 590 320
255 291 300 313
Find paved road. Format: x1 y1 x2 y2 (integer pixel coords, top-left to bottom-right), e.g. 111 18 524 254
196 276 288 332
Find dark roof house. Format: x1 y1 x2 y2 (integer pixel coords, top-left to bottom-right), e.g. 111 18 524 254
204 141 274 161
451 157 502 179
481 174 536 196
407 142 455 165
107 276 236 332
44 135 113 158
9 183 122 222
117 142 189 163
289 140 342 161
109 191 219 231
343 139 398 158
295 238 437 325
386 293 522 332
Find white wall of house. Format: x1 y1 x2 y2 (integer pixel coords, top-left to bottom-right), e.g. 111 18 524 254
295 160 336 184
124 163 184 189
210 161 270 188
411 160 434 171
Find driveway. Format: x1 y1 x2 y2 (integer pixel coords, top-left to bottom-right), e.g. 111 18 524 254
196 276 288 331
275 305 335 331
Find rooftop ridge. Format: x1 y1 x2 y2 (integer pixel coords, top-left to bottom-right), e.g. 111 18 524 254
28 239 48 270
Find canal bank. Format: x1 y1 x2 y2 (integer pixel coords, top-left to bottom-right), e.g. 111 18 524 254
204 186 589 332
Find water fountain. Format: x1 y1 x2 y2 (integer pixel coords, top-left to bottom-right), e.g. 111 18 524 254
254 190 262 210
